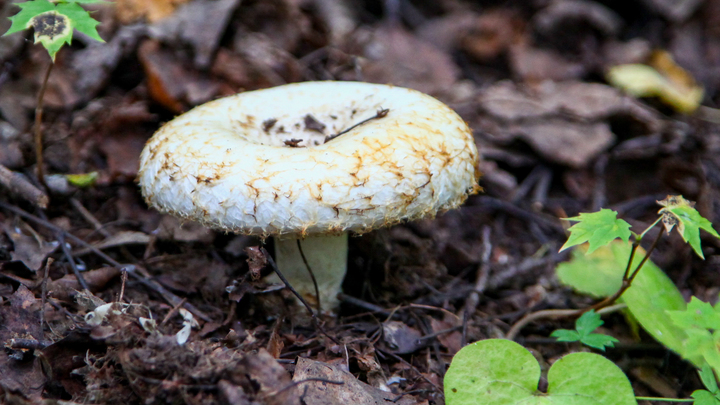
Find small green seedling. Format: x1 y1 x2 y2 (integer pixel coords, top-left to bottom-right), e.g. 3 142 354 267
4 0 105 61
448 196 720 404
550 310 619 351
3 0 106 185
561 196 719 312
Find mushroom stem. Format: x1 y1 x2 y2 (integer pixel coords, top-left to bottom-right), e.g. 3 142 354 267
273 233 348 313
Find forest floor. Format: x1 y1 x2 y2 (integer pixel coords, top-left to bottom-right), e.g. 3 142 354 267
1 0 720 404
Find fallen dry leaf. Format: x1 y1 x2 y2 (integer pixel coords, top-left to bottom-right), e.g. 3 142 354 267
3 224 58 272
49 266 121 301
349 25 459 96
0 285 45 402
477 80 663 167
115 0 191 23
382 320 424 354
293 357 416 405
607 50 704 113
149 0 241 69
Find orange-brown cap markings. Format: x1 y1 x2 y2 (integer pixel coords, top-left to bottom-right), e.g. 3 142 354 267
138 81 480 238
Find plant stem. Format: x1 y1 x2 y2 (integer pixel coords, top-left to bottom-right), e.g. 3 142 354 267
579 228 664 314
626 228 664 284
634 397 693 402
621 241 639 280
639 216 663 240
506 303 626 341
35 61 54 186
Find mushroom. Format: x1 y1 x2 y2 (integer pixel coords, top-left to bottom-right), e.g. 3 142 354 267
138 81 480 313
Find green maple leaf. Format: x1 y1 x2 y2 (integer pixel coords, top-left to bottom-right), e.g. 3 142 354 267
560 209 632 254
658 195 720 259
668 297 720 330
550 329 581 342
3 0 105 61
550 310 619 351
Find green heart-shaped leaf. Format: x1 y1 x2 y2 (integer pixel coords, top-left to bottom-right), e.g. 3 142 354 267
445 339 637 405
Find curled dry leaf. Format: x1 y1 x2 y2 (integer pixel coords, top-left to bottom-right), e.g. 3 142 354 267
607 50 704 114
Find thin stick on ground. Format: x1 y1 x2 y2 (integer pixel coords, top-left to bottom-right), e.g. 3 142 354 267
377 348 444 397
296 239 321 313
57 232 90 292
462 225 492 346
0 164 49 208
160 297 188 326
260 247 339 344
506 303 627 341
40 257 53 328
0 201 212 323
118 268 128 302
34 62 54 186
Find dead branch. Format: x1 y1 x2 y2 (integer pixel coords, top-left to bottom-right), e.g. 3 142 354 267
0 164 49 208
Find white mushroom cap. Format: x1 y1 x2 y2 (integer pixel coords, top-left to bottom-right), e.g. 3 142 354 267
138 81 480 237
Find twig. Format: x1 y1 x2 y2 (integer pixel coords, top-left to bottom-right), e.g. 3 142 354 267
0 201 212 322
0 164 49 208
505 303 627 341
324 108 389 143
57 232 90 292
377 348 444 397
160 297 187 326
487 254 558 291
462 225 491 346
40 257 53 328
34 62 53 186
260 247 340 344
70 198 111 237
118 268 127 302
417 325 463 341
511 165 545 203
468 196 565 233
338 293 391 316
530 166 552 211
296 239 321 313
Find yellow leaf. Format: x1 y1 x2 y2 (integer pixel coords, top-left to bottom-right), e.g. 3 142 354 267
606 51 703 114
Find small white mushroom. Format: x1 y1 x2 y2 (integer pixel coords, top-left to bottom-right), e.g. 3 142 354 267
138 81 480 313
